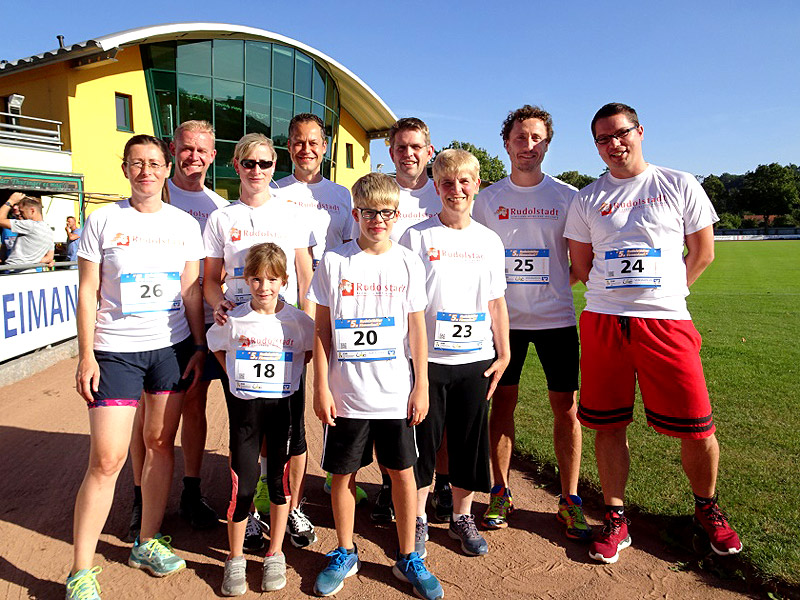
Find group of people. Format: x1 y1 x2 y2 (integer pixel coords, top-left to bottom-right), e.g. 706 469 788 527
64 102 742 600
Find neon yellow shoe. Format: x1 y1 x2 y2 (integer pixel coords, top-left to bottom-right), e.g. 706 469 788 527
254 475 271 515
323 472 368 504
66 567 101 599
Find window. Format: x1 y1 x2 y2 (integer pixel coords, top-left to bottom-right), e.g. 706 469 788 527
346 143 354 169
115 93 132 131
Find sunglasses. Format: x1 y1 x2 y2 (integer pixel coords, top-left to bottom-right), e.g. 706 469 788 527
239 159 275 170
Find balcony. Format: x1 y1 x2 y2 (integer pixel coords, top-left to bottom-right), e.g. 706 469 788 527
0 111 63 151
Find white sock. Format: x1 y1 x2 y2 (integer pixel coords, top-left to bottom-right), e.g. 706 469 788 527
417 513 428 523
452 512 467 522
260 456 268 477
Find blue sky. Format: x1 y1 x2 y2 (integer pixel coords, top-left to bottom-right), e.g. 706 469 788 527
2 1 798 179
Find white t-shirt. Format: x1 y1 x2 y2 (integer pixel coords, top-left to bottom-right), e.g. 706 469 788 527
391 179 442 242
203 195 315 306
168 180 229 324
564 164 719 319
206 301 313 399
473 174 577 330
400 216 506 365
307 240 427 419
7 220 54 265
77 200 205 352
272 175 353 268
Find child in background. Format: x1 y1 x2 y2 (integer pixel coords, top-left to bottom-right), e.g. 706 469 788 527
207 242 314 596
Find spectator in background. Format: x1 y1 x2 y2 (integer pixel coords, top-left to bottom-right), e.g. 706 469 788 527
0 193 54 267
66 216 83 262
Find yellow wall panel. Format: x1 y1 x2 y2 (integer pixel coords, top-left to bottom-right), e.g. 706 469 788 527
333 107 371 192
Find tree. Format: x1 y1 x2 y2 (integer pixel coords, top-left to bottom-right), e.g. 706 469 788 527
701 174 729 213
555 170 596 190
740 163 800 224
437 141 507 183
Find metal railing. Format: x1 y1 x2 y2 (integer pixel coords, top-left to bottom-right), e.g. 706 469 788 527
0 260 76 274
0 111 63 151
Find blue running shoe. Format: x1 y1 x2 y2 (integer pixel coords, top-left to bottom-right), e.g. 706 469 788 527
128 534 186 577
393 552 444 600
314 546 360 596
66 567 101 600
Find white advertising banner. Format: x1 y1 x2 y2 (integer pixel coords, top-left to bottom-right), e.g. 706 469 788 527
1 270 79 362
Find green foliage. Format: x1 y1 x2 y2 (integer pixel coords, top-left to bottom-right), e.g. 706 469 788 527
715 212 741 229
554 170 596 190
702 174 729 213
741 217 760 229
437 140 507 183
740 163 800 221
514 241 800 586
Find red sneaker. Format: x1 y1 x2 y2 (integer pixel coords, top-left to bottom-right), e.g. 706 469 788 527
589 511 631 564
694 501 742 555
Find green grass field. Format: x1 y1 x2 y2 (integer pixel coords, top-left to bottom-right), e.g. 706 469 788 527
513 240 800 588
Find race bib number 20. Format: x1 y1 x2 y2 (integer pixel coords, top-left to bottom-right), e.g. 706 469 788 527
334 317 399 361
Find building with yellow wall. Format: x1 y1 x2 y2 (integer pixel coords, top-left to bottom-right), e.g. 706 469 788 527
0 23 397 221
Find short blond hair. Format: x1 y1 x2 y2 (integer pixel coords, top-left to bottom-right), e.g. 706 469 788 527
19 196 43 214
352 173 399 210
432 149 480 183
388 117 431 147
174 120 215 142
234 133 277 163
243 243 288 283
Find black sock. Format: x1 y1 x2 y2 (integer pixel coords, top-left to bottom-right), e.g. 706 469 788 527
434 473 450 490
381 473 392 487
605 505 624 517
694 493 717 506
183 476 202 493
133 485 142 506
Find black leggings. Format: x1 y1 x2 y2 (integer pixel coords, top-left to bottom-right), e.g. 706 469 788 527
225 387 297 523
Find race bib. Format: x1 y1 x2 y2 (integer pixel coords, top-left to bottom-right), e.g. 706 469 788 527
434 312 487 352
505 249 549 284
120 272 181 314
334 317 399 361
232 267 251 305
234 349 292 394
604 248 661 289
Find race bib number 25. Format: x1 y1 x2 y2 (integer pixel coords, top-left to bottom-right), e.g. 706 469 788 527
505 249 549 284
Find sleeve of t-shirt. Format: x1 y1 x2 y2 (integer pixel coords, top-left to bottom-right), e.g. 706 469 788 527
203 210 225 258
76 210 104 263
563 194 592 243
682 175 719 235
206 319 231 353
10 220 36 235
488 233 507 300
298 311 315 353
307 253 331 307
397 227 418 254
406 252 428 313
472 194 489 227
184 217 205 261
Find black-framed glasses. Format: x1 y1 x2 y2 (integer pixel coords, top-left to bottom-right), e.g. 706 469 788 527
594 126 638 145
356 208 397 221
239 159 275 170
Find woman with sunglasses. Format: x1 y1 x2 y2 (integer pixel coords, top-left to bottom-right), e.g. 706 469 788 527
202 133 315 592
67 135 206 599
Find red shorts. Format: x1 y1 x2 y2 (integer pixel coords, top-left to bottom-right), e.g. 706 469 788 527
577 311 715 439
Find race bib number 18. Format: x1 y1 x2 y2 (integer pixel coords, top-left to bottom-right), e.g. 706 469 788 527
604 248 661 288
334 317 399 361
505 249 549 284
234 349 292 394
120 272 181 314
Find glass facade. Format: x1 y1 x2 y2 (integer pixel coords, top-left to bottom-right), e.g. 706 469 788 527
141 39 340 198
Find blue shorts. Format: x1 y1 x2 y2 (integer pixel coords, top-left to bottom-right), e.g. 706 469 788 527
88 337 194 408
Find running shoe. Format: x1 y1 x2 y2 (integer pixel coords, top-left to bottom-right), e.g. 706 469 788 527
431 484 453 523
125 501 142 543
370 483 395 522
482 485 513 529
253 476 271 515
221 555 247 596
253 509 270 534
588 511 631 564
180 489 219 530
262 553 287 591
128 534 186 576
415 516 429 559
314 546 360 596
449 514 489 556
694 501 743 555
557 495 592 541
66 566 101 600
323 472 368 504
287 499 317 548
243 512 265 551
393 552 444 600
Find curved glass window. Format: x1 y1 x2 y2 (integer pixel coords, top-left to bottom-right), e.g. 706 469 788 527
142 39 340 198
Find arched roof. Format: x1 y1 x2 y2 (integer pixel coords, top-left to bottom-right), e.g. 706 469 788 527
1 22 396 136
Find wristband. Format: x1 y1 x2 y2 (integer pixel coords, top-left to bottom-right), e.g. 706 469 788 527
194 344 208 352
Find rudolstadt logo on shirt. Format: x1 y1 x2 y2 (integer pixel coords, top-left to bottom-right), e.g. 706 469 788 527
600 202 613 216
339 279 354 296
427 248 441 261
112 233 130 246
495 206 509 220
230 227 242 241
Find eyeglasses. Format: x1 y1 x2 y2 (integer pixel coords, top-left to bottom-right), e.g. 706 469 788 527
125 160 167 171
594 126 638 145
356 208 397 221
239 159 275 170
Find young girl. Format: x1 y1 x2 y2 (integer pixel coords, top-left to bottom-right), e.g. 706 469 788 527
207 243 314 595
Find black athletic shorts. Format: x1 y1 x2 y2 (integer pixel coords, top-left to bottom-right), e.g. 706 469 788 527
321 417 417 474
498 327 579 392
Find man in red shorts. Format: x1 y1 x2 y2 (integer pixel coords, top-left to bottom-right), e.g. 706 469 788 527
564 102 742 564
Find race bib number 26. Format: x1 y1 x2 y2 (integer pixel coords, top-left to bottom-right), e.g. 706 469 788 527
120 272 181 314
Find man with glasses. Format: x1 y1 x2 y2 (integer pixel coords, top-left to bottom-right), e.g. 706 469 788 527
564 102 742 564
473 106 588 540
126 120 227 540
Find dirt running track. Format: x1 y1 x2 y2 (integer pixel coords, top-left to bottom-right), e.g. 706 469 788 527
0 357 757 599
